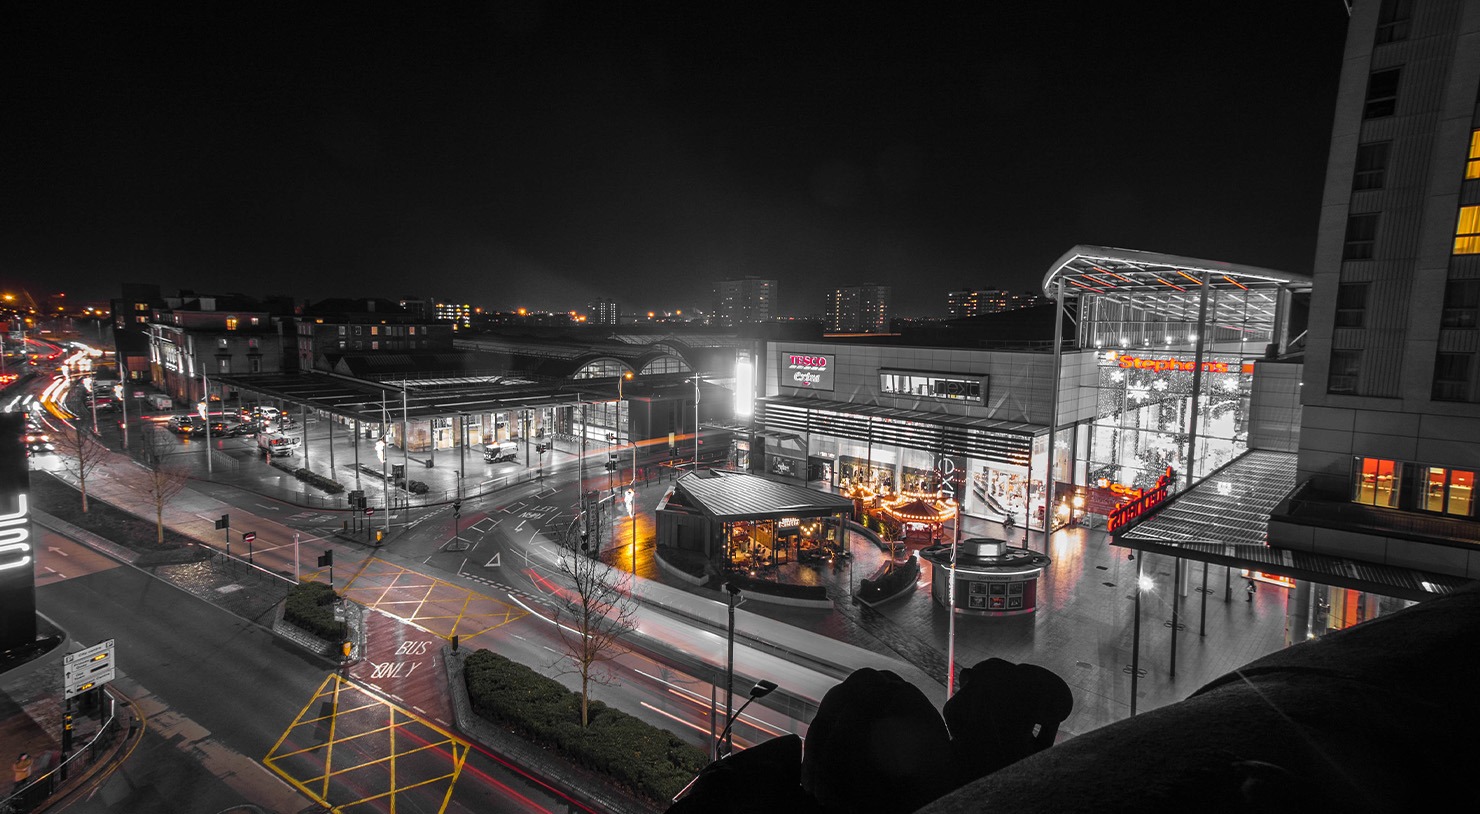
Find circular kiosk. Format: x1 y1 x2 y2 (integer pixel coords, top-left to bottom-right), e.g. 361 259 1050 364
920 538 1051 616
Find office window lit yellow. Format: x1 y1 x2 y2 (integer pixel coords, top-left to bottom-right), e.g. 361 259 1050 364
1455 206 1480 255
1468 130 1480 179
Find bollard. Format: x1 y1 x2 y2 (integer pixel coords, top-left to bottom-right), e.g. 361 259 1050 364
451 634 459 652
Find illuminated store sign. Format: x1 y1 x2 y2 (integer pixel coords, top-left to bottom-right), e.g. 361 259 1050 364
0 413 37 651
1107 467 1175 532
780 350 835 391
1116 355 1255 375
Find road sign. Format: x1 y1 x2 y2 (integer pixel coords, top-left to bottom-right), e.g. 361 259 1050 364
63 639 116 699
365 507 375 517
242 531 256 544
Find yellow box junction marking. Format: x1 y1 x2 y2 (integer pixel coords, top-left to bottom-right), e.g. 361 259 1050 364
339 558 528 641
264 674 468 813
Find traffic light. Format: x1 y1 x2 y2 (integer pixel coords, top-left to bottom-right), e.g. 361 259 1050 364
453 500 461 515
214 514 229 530
318 550 334 568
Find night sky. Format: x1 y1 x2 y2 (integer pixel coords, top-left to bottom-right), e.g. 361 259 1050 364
4 3 1350 318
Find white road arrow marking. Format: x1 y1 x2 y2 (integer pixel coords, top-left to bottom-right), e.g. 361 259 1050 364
485 553 501 568
48 547 69 557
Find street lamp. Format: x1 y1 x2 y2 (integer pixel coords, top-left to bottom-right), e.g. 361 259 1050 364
721 581 743 759
1129 565 1153 716
716 679 778 759
688 374 701 471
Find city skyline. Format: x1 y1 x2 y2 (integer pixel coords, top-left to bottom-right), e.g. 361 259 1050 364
5 4 1350 316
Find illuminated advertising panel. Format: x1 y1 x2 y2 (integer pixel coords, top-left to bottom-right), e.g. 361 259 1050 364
735 351 754 418
779 350 835 392
0 413 37 651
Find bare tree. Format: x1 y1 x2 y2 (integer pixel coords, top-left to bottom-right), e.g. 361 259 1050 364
54 421 110 512
140 429 190 544
552 515 638 727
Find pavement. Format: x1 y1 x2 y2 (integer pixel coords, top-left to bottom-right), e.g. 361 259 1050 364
3 385 1293 807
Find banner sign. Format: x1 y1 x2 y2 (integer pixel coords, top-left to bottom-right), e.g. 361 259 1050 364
1107 467 1176 533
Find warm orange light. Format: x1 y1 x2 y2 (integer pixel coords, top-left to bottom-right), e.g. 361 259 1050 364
647 311 655 319
623 371 633 380
517 308 528 316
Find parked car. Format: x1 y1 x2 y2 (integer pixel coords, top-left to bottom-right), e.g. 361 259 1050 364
167 415 201 435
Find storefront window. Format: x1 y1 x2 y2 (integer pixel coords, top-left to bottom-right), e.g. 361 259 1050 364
1353 457 1401 508
1086 352 1252 492
879 370 984 403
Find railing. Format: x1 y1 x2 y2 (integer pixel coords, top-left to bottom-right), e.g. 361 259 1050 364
0 689 124 813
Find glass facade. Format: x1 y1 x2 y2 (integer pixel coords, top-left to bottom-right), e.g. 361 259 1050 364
1084 351 1253 492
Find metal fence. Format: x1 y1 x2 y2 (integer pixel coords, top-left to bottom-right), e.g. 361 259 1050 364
0 688 124 813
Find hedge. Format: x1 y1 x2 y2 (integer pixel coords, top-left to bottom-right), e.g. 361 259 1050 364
858 554 920 605
463 649 708 803
284 581 347 642
294 468 345 494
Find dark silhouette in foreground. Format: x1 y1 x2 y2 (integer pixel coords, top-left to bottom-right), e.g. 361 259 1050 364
669 660 1071 813
671 581 1480 812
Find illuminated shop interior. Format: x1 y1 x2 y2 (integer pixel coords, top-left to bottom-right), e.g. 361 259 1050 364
1041 246 1311 517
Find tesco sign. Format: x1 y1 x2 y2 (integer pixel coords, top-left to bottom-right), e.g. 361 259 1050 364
781 351 835 391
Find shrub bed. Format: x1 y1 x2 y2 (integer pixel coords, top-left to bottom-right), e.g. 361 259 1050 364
858 554 920 605
464 649 708 803
294 468 345 494
284 582 347 642
29 472 196 553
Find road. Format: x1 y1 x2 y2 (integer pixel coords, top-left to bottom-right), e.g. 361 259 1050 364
39 537 590 813
23 364 866 805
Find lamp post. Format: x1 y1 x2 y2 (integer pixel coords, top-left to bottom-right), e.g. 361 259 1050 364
721 581 743 759
1131 560 1150 717
717 679 777 759
687 375 701 470
946 507 961 698
201 372 213 474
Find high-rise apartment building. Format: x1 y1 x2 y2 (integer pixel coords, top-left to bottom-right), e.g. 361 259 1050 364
826 284 891 332
590 298 620 326
435 301 473 328
1269 0 1480 578
947 288 1045 319
714 277 776 326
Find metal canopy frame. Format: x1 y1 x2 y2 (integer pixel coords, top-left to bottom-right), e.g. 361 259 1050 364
1041 245 1312 349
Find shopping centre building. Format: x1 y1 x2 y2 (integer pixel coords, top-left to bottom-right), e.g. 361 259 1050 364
750 245 1308 536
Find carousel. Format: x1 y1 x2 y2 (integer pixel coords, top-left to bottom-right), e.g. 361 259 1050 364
874 489 959 545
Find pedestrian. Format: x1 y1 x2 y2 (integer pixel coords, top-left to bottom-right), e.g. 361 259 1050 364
1246 578 1257 602
12 752 31 792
